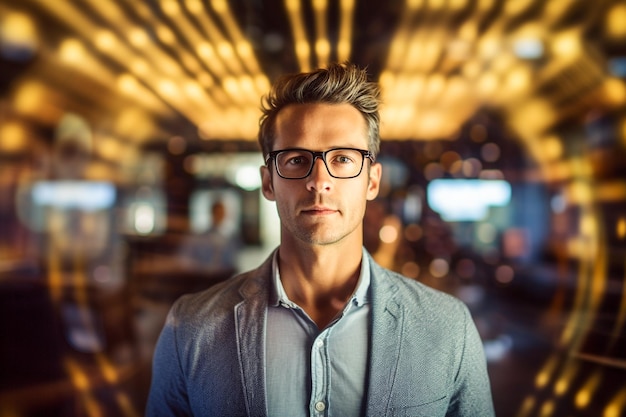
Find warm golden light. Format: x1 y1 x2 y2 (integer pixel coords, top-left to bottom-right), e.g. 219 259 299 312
406 0 424 10
161 0 181 16
97 136 123 161
618 217 626 239
604 387 626 417
129 27 149 47
185 0 203 14
504 0 535 16
535 356 557 388
552 29 582 58
554 362 578 396
315 39 331 63
13 81 46 114
602 78 626 106
156 25 175 45
504 65 531 94
94 29 116 51
539 400 555 417
379 225 399 243
576 372 604 410
59 38 86 63
0 122 27 153
605 4 626 38
0 11 38 51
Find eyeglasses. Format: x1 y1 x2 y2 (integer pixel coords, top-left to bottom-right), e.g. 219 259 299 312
265 147 374 179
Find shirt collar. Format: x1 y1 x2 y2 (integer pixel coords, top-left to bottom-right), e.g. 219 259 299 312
269 247 371 308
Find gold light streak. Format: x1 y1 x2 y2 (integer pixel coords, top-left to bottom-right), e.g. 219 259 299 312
542 135 563 160
94 29 117 51
116 74 171 115
65 357 104 417
29 0 96 36
35 0 213 130
576 371 602 409
420 29 449 73
606 236 626 351
184 32 228 79
602 78 626 107
285 0 311 71
386 26 414 72
503 0 537 17
116 391 142 417
554 361 578 396
164 0 269 140
0 121 27 153
66 0 228 131
517 395 536 417
538 399 555 417
337 0 355 61
205 0 269 85
58 38 87 64
535 355 558 388
312 0 330 65
544 0 581 27
165 1 236 77
66 358 91 391
47 243 63 302
449 0 469 10
605 3 626 38
210 0 267 82
380 0 515 140
0 11 38 51
551 28 583 58
605 386 626 417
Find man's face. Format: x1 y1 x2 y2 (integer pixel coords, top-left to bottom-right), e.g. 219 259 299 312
261 103 381 247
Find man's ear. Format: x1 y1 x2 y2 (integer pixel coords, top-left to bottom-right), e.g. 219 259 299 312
260 165 276 201
366 162 382 201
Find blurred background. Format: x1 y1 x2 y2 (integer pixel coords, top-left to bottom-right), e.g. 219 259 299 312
1 0 625 416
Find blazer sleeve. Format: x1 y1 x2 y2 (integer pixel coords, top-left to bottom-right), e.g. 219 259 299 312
145 302 193 417
446 305 495 417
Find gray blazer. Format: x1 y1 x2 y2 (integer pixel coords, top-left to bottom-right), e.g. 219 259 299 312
146 250 495 416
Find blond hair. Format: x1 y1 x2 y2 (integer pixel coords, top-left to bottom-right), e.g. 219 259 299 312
258 62 381 159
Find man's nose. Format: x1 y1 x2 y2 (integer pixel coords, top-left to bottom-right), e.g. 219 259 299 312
306 157 332 191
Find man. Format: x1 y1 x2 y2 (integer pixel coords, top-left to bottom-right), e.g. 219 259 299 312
146 62 495 416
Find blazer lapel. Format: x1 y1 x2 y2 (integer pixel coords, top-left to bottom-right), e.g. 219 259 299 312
365 263 404 417
234 259 272 417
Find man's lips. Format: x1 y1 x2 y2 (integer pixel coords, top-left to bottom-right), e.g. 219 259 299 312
300 206 338 215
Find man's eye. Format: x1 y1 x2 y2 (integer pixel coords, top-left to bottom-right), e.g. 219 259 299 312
288 156 307 165
333 154 355 164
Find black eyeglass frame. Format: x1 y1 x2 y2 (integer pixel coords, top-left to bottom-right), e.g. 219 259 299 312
265 147 375 180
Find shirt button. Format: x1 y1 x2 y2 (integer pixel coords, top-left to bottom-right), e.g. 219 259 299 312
316 339 324 348
315 401 326 412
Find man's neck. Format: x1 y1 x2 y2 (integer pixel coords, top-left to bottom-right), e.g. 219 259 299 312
277 242 363 328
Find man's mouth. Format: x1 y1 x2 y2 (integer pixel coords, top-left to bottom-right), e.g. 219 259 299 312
301 206 338 215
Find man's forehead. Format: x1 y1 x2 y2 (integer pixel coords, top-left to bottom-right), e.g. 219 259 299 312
273 103 367 139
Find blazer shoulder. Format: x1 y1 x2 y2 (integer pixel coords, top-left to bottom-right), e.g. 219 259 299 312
169 255 273 324
372 264 471 324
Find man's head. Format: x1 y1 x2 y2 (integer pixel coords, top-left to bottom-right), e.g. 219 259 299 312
258 63 383 248
258 62 381 159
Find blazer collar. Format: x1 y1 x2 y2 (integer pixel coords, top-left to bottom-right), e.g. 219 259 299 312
235 252 274 417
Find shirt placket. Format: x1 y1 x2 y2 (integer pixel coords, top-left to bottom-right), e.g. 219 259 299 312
310 329 331 416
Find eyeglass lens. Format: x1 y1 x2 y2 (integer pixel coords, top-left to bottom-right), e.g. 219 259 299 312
275 148 366 179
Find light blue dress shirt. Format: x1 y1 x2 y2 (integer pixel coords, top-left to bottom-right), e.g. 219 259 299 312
266 250 371 416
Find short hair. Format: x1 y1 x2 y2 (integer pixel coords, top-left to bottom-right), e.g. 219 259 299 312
258 62 381 159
